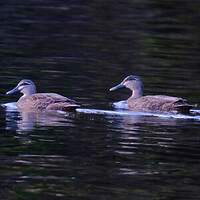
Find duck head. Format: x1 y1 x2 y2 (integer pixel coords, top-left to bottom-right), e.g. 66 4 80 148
6 79 36 96
109 75 143 98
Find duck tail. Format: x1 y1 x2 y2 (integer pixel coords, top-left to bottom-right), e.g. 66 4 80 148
63 104 80 112
175 104 193 114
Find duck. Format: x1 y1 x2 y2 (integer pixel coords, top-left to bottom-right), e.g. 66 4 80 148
6 79 80 112
109 75 192 114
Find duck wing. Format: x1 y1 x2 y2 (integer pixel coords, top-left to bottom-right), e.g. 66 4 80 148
128 95 192 113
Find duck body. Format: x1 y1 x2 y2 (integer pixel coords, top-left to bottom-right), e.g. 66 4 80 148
127 95 192 114
6 80 80 112
110 75 192 114
17 93 79 112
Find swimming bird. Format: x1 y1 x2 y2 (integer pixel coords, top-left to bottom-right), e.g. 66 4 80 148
109 75 192 114
6 79 80 112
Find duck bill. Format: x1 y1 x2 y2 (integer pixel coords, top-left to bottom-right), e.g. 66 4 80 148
6 86 20 95
109 83 125 91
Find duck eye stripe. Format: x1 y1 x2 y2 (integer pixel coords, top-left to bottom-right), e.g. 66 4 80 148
21 82 30 86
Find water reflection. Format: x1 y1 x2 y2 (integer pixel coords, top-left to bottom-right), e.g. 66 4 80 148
3 103 74 132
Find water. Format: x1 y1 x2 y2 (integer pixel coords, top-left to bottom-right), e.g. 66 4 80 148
0 0 200 199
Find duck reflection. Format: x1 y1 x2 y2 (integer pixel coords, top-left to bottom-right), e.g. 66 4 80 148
4 103 74 132
109 113 180 131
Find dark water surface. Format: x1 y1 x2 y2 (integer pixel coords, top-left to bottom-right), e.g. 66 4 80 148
0 0 200 199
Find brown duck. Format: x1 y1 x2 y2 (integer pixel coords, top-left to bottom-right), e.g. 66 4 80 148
6 79 80 112
110 75 192 114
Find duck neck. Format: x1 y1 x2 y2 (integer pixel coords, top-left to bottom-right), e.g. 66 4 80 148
131 89 143 99
20 86 36 99
129 83 143 99
24 86 36 96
